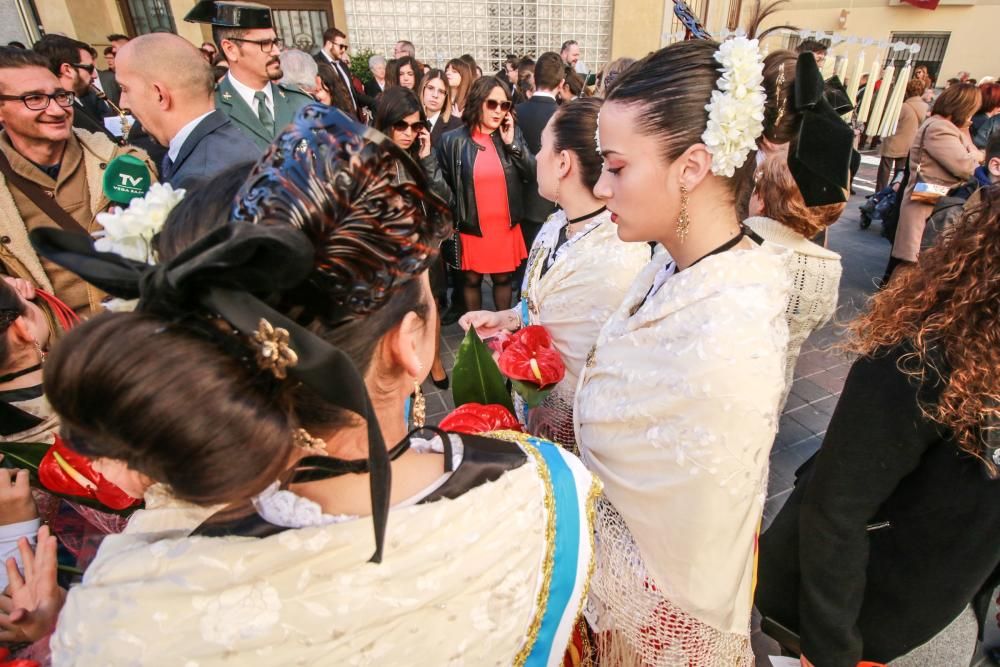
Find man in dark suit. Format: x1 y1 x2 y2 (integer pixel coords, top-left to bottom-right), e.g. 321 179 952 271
115 33 260 188
98 46 122 107
514 52 565 258
185 0 312 152
315 28 376 120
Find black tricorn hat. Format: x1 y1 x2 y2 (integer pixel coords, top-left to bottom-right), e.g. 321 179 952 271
184 0 273 28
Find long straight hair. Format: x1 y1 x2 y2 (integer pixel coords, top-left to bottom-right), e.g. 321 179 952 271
418 68 453 124
445 58 473 114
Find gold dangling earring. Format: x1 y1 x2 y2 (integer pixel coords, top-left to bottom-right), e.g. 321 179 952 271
411 380 426 429
33 337 45 364
676 183 691 244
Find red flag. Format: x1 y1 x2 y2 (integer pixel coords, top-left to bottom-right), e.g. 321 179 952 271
900 0 940 9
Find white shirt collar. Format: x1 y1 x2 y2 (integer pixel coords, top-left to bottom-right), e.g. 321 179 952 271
427 111 441 129
168 110 215 161
226 72 273 114
532 90 556 100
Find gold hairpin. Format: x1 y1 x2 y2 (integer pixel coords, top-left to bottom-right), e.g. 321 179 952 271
251 318 298 379
292 428 328 455
775 63 787 128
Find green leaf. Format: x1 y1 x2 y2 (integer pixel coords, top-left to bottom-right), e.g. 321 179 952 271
510 379 555 409
0 441 48 472
451 328 514 412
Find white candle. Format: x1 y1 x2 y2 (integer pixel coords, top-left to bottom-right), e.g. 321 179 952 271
834 55 849 82
846 50 865 109
856 57 882 127
867 63 895 138
879 63 912 137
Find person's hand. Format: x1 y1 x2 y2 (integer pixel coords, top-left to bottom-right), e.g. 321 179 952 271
459 309 519 339
0 526 64 643
499 114 515 146
800 656 815 667
1 277 35 302
417 127 432 159
0 459 37 526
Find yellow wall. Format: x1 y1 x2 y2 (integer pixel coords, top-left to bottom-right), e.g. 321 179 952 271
611 0 666 58
605 0 999 78
759 4 1000 81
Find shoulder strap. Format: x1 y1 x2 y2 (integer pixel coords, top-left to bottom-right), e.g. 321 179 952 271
0 151 89 236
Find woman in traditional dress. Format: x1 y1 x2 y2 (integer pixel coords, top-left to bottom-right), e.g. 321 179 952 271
436 76 534 312
573 39 794 664
459 98 650 447
13 106 595 666
745 154 844 408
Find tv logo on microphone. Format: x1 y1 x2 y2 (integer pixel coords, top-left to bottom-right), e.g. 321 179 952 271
118 174 144 188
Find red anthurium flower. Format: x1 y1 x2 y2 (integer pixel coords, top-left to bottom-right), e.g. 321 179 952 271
38 436 140 511
497 325 565 388
438 403 523 435
0 647 40 667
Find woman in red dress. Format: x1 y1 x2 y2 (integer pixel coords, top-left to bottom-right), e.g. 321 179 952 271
436 76 535 312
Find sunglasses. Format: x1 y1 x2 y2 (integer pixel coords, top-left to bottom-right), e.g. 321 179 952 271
71 63 96 75
334 42 349 50
485 99 512 112
393 120 428 133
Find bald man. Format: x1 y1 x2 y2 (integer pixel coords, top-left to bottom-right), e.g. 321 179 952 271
115 33 259 187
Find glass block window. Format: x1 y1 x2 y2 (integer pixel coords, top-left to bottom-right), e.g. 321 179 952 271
343 0 613 73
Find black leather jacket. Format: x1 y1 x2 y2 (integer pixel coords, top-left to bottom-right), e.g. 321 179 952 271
434 125 536 237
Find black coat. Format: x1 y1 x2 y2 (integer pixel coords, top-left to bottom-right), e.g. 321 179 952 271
429 113 462 146
434 125 536 237
98 69 121 108
166 110 261 188
756 344 1000 666
515 95 559 224
72 100 167 166
364 78 385 100
315 53 377 113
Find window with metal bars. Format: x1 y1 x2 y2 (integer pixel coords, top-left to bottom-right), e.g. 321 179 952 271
118 0 177 35
887 31 950 82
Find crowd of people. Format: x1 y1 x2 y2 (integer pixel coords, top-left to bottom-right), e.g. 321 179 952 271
0 0 997 665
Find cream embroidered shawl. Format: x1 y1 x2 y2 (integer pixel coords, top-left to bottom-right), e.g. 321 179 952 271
574 244 790 637
521 210 650 446
52 444 596 667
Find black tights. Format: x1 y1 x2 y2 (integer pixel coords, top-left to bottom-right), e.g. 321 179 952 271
463 271 514 312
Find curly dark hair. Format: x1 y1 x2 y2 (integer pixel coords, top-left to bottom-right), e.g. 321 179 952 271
848 185 1000 474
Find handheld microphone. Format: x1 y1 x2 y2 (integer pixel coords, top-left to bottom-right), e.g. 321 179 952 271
103 155 152 205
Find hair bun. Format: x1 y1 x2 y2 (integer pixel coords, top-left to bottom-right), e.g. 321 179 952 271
231 104 452 323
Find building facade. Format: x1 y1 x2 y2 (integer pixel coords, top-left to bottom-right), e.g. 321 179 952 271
8 0 999 80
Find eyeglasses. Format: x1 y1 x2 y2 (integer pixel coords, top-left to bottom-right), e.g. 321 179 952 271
334 41 349 50
0 91 76 111
229 37 283 53
392 120 428 133
485 99 512 112
71 63 96 75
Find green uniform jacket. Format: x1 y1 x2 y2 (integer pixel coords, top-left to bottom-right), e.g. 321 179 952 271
215 76 313 151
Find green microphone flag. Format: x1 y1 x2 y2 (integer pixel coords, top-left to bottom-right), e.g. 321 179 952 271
102 155 151 204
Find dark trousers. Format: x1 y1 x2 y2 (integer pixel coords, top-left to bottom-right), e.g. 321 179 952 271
876 156 906 193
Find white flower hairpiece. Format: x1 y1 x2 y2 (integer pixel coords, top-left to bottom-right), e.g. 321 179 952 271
93 183 186 312
701 35 766 177
93 183 186 265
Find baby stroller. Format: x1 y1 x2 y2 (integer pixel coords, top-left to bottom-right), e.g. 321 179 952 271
858 170 904 230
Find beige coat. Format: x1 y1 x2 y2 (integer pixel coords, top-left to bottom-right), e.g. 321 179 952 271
881 96 929 159
0 129 155 314
892 116 981 262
